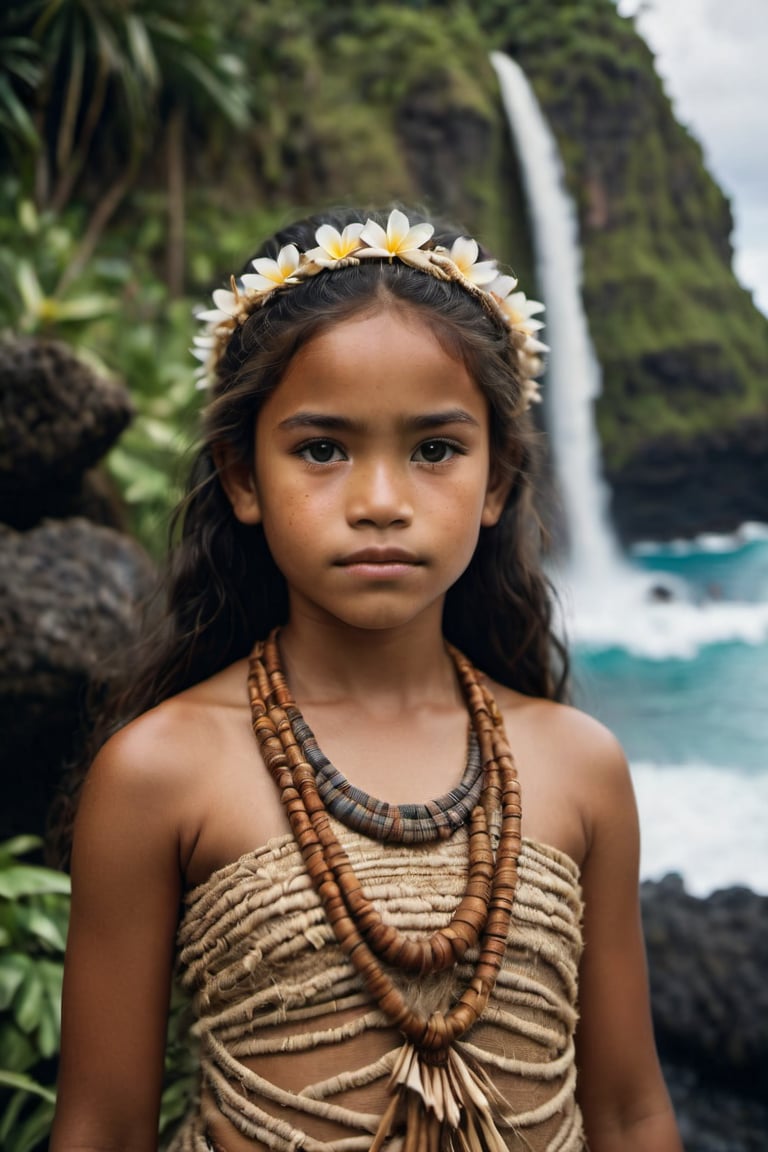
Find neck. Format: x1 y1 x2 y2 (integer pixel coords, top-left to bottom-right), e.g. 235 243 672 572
278 610 460 712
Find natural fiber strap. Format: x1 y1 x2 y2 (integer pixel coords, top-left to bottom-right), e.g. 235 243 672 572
290 707 484 843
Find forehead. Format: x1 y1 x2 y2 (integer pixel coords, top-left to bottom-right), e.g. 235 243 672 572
262 309 488 421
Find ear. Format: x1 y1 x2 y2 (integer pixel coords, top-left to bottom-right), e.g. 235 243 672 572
212 443 261 525
481 468 512 528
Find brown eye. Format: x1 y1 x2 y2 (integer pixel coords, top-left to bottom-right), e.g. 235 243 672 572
415 440 453 464
298 440 344 463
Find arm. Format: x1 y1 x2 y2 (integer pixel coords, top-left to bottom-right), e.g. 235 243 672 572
575 734 682 1152
50 722 183 1152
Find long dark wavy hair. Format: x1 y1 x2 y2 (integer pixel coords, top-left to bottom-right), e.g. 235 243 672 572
50 207 568 864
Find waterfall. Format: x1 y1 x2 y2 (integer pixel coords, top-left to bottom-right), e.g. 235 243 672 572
489 52 768 659
490 52 626 598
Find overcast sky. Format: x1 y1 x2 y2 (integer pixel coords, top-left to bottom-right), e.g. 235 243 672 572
616 0 768 315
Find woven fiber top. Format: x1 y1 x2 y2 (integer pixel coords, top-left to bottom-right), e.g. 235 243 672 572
169 825 585 1152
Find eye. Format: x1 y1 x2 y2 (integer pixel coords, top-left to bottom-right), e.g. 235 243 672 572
296 439 345 464
413 439 460 464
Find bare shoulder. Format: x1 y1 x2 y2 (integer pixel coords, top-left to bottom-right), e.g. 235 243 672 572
499 683 628 783
78 658 258 876
89 664 240 785
486 680 633 866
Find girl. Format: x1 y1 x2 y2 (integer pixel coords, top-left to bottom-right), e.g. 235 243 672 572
51 208 681 1152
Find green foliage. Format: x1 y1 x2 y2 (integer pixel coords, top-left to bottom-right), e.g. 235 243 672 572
0 180 118 335
85 193 287 554
0 837 196 1150
23 0 250 206
159 984 197 1142
0 8 42 162
0 837 69 1152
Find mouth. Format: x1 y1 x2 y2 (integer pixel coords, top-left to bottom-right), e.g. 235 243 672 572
336 548 421 567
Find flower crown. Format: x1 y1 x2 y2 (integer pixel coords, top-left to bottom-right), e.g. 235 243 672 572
193 209 547 407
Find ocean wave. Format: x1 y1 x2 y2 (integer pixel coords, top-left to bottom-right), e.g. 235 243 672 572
631 520 768 557
631 760 768 896
567 596 768 659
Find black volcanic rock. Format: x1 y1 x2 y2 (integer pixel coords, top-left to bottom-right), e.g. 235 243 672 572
641 874 768 1096
0 337 133 529
607 417 768 542
661 1059 768 1152
640 876 768 1150
0 518 155 839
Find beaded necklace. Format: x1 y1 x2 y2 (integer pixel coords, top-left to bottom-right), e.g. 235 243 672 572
248 629 523 1150
290 707 484 843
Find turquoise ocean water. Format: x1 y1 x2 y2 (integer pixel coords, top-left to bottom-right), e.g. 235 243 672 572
568 527 768 895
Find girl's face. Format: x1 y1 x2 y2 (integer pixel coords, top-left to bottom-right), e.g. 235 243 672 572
224 306 508 635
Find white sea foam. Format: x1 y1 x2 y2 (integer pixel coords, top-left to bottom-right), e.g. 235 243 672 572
632 521 768 557
565 590 768 660
631 761 768 896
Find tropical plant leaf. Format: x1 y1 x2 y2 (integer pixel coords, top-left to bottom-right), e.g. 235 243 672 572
0 866 71 900
0 75 39 146
0 1094 57 1152
0 953 31 1009
13 969 44 1034
0 1088 27 1145
0 1071 56 1103
14 905 68 952
0 1020 37 1072
0 837 43 860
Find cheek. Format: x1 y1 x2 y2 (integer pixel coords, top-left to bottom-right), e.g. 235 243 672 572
261 490 319 552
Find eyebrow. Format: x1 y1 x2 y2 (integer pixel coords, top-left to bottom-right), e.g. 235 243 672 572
277 408 481 432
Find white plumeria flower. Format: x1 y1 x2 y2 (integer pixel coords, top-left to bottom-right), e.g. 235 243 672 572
503 290 545 325
212 287 240 314
195 288 239 325
499 291 547 345
191 335 217 388
359 209 434 257
522 377 543 404
242 244 301 292
448 237 498 285
306 223 365 266
488 273 519 302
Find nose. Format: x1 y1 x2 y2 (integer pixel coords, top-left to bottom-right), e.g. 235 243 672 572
346 457 413 528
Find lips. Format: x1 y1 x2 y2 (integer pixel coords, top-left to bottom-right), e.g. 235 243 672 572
336 548 421 566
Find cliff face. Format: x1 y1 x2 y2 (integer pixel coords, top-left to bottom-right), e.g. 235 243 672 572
203 0 768 543
219 5 523 258
480 0 768 541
